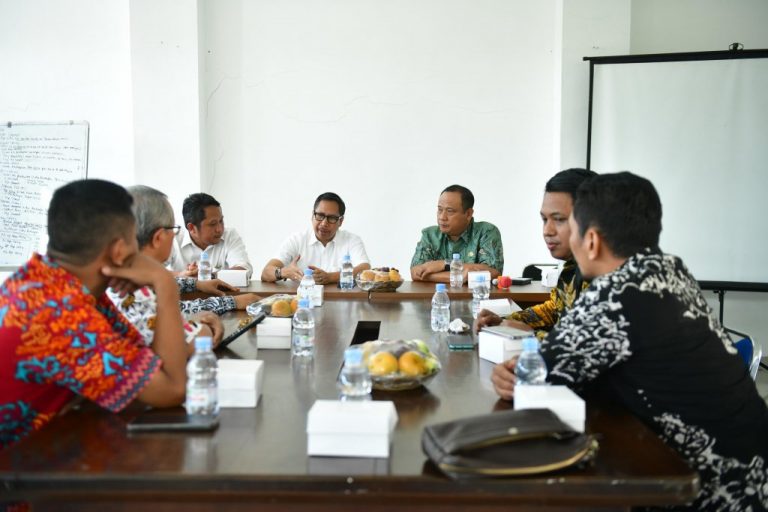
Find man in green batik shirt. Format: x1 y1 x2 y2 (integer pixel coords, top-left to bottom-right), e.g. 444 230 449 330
410 184 503 284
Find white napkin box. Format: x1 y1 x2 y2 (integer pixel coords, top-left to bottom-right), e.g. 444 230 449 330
514 385 586 432
216 269 248 287
467 271 492 290
539 266 562 288
254 317 291 349
307 400 398 458
218 359 264 408
478 298 521 317
311 285 324 307
478 325 530 363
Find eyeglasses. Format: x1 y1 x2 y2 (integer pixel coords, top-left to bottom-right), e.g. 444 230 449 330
313 212 342 224
160 225 182 235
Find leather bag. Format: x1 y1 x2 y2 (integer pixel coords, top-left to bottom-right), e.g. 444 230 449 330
422 408 598 479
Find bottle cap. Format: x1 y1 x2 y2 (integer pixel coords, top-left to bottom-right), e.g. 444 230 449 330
195 336 213 351
522 337 539 352
304 269 313 276
435 283 446 292
343 347 363 366
343 254 351 262
452 253 460 260
476 274 486 282
298 298 311 308
200 250 210 260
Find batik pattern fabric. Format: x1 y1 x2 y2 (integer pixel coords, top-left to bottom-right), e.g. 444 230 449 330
175 277 236 316
0 254 161 449
508 260 586 339
108 286 203 345
410 220 504 273
542 248 768 511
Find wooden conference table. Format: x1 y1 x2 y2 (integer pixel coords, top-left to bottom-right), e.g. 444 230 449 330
0 284 698 511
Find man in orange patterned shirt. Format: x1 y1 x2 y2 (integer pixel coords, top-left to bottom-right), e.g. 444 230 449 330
0 180 188 449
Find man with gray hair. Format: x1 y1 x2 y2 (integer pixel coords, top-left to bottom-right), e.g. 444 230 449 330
108 186 260 349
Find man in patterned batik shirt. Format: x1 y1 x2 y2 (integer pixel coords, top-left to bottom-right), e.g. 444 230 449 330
476 169 596 340
410 184 503 283
496 172 768 510
0 180 188 450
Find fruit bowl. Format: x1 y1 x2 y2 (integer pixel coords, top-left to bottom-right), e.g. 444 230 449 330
360 339 441 391
356 267 404 292
250 294 297 317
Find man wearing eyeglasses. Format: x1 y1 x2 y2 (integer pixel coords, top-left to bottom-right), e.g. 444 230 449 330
410 184 504 283
167 193 254 280
261 192 370 285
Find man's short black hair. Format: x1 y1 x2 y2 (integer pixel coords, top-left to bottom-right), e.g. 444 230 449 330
182 193 221 228
441 184 474 211
313 192 346 216
47 179 135 265
573 171 662 258
545 168 598 199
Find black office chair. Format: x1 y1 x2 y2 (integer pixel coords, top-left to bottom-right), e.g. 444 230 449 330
521 263 557 280
725 327 762 381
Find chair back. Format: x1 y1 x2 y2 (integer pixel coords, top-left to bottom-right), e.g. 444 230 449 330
726 328 762 380
522 264 557 280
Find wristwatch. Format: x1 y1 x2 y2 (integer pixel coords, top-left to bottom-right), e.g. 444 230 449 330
443 259 451 272
275 267 283 281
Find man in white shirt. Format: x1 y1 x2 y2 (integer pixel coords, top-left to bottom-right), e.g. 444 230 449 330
261 192 370 285
167 193 254 280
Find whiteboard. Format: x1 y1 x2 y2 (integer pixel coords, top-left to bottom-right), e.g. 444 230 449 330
0 121 89 268
587 53 768 285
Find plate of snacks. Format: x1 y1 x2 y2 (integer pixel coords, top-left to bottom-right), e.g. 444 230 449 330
356 267 404 292
360 339 441 391
248 294 298 317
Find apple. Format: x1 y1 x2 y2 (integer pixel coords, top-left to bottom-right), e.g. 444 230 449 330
497 276 512 289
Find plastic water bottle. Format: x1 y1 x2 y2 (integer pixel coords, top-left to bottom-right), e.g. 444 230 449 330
430 283 451 332
198 250 212 281
298 269 315 308
472 274 490 318
340 254 354 290
449 253 463 288
515 337 548 385
186 336 219 416
338 347 372 400
291 298 315 357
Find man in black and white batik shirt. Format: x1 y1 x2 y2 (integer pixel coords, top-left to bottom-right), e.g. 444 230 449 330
529 172 767 511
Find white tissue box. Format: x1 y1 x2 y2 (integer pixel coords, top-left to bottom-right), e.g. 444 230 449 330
478 298 519 317
514 385 586 432
468 271 492 290
217 269 248 287
540 266 562 288
255 317 291 349
218 359 264 408
478 325 529 363
312 285 324 307
307 400 398 458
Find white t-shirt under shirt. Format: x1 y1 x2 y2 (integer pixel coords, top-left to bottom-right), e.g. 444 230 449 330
276 229 369 272
166 227 253 279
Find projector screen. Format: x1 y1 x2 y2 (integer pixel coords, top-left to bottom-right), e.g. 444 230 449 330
587 51 768 287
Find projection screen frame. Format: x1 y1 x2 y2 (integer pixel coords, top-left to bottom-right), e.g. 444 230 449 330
583 49 768 298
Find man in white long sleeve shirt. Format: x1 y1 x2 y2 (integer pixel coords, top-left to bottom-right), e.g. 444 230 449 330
167 192 254 280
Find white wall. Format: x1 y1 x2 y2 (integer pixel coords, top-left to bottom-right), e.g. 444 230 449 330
129 0 203 217
0 0 135 185
631 0 768 54
202 0 563 278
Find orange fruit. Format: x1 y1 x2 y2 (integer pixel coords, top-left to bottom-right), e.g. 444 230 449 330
271 300 292 317
368 351 398 376
290 298 298 313
398 351 426 377
389 269 401 281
